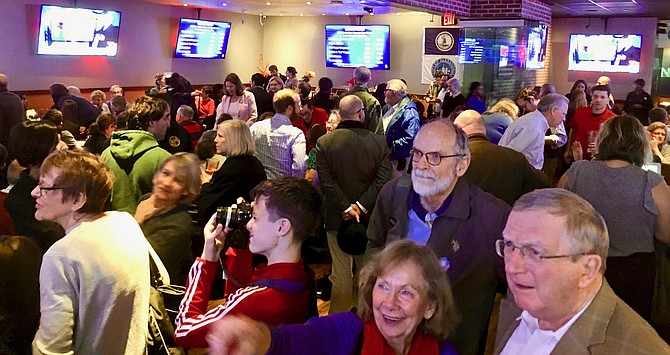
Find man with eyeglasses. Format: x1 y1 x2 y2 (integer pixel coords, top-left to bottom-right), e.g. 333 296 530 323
368 119 510 355
316 95 391 314
495 188 669 354
380 79 420 177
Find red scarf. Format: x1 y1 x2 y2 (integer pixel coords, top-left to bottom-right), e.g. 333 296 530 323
361 320 439 355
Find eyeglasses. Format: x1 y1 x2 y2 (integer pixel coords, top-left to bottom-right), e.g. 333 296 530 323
36 185 65 197
356 107 365 114
410 149 465 166
384 89 396 93
495 239 593 264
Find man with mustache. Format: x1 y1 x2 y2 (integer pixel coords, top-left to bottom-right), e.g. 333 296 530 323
367 120 511 355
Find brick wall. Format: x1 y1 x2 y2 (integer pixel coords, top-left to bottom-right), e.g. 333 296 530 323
470 0 523 19
390 0 470 16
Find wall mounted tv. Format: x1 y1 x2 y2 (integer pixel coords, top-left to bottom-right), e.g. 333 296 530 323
325 25 390 70
525 25 548 70
175 18 232 59
37 5 121 56
568 34 642 73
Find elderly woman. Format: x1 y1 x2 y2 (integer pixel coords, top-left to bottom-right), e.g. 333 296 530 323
5 121 65 253
90 90 110 113
83 113 116 154
30 150 150 354
206 240 459 355
482 98 519 145
557 114 670 321
216 73 257 124
648 122 670 164
135 153 201 287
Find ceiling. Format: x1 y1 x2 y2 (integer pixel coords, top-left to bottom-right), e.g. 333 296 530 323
141 0 670 18
549 0 670 18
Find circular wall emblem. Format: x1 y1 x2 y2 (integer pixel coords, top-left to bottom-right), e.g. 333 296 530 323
431 58 457 78
435 31 455 52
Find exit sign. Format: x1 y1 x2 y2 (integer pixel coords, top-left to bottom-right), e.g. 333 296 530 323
442 12 457 26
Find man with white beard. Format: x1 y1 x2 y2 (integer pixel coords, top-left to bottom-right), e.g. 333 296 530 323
367 119 511 355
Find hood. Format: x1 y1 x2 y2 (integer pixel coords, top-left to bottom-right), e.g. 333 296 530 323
109 130 159 160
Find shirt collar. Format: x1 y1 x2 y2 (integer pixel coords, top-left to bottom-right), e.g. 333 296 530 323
409 189 454 227
517 297 594 341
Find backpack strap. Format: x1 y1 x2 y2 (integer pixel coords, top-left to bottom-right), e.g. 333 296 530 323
250 263 319 318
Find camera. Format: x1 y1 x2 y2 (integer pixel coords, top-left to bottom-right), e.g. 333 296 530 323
216 203 253 250
363 6 373 14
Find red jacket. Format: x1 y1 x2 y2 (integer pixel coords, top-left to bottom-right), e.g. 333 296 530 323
293 107 328 152
174 258 311 348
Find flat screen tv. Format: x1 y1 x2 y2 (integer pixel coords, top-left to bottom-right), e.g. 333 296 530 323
458 38 484 64
325 25 390 70
525 25 548 70
175 18 232 59
568 34 642 73
37 5 121 56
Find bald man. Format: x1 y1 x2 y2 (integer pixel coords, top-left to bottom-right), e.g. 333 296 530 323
316 95 391 313
455 110 549 205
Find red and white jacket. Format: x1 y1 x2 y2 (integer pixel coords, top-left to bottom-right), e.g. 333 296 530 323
173 257 311 348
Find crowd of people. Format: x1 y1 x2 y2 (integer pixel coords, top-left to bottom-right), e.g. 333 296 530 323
0 66 669 355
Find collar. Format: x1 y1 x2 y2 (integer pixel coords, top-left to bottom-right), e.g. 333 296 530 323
518 296 594 342
271 113 292 125
337 120 365 129
467 133 489 142
409 189 454 225
450 91 461 98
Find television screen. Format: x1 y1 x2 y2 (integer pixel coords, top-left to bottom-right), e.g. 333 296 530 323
458 38 484 64
325 25 390 70
568 34 642 73
175 18 232 59
526 25 548 69
37 5 121 56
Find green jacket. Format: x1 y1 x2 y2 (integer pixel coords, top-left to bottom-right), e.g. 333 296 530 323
344 85 382 134
101 130 171 214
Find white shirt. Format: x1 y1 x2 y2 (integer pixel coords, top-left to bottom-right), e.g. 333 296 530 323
500 299 593 355
382 102 400 132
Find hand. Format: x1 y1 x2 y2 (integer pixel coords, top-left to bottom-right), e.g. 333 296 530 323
191 90 202 97
342 204 361 223
545 134 559 145
207 315 271 355
571 141 584 161
202 212 230 262
563 147 573 163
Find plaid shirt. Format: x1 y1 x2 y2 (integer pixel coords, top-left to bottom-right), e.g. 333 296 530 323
250 113 307 178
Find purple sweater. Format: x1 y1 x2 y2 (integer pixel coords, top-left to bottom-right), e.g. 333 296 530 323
267 312 458 355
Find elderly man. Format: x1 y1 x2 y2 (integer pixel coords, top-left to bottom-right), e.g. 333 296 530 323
250 89 307 178
495 188 669 354
368 120 510 355
455 110 549 205
499 93 568 170
341 66 382 133
316 95 391 313
380 79 420 177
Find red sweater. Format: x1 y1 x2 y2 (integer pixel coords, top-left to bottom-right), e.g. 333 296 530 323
568 107 616 160
174 258 310 348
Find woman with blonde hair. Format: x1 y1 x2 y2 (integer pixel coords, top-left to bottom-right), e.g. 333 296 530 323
482 98 519 144
135 152 202 287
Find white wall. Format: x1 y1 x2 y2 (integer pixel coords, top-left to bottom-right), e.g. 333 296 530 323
0 0 263 90
549 17 657 100
261 13 437 93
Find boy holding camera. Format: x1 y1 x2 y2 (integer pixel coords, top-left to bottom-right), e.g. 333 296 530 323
174 177 322 349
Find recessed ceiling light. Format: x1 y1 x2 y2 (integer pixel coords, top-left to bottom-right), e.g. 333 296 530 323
183 3 188 6
321 13 326 15
345 13 349 15
306 1 312 4
221 2 228 6
266 2 271 5
300 13 304 16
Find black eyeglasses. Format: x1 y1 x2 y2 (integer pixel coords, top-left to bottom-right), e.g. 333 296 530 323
356 107 365 114
36 185 66 197
410 149 465 166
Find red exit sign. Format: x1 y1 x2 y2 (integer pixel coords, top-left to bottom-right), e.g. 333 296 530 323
442 12 457 26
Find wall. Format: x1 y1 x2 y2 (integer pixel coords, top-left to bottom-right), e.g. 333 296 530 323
549 17 657 99
262 13 438 93
0 0 263 91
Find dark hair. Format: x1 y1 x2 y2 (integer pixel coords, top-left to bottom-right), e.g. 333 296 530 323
201 85 213 95
41 150 114 214
570 79 589 94
251 73 266 87
468 81 482 95
127 96 169 131
41 109 63 127
318 77 333 92
286 66 297 75
298 81 311 98
111 96 127 113
49 83 69 103
88 113 116 136
195 130 217 161
9 121 58 168
595 114 648 166
0 143 7 169
268 64 278 71
224 73 245 97
216 113 234 126
591 84 611 96
165 72 193 93
212 83 224 94
300 99 313 109
61 99 78 124
250 177 323 243
306 124 326 147
0 236 43 352
116 111 129 130
257 111 274 122
649 107 668 124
